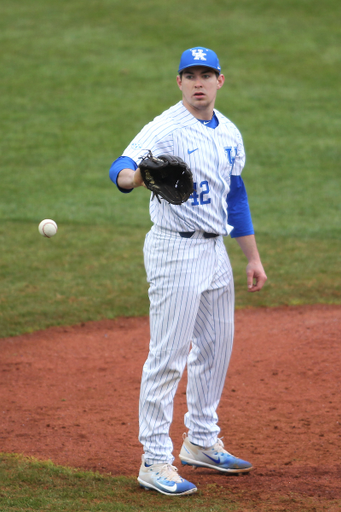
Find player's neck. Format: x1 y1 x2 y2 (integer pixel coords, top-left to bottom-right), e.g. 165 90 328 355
182 99 214 121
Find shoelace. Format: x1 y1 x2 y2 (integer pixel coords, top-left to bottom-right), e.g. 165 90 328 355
157 463 183 483
211 437 232 455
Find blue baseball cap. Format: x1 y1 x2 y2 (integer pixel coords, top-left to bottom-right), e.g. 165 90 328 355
178 47 221 74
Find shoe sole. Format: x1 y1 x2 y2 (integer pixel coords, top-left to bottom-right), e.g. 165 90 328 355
137 477 197 496
179 456 253 474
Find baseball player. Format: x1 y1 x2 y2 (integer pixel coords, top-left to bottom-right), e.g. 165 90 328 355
109 46 267 496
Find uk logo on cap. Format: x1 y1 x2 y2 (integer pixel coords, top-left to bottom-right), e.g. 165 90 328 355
178 46 221 74
191 49 207 61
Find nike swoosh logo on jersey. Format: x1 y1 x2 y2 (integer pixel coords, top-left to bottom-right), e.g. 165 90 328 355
203 121 210 125
188 148 198 154
203 453 221 464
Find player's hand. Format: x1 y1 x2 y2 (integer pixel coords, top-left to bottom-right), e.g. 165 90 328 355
246 261 267 292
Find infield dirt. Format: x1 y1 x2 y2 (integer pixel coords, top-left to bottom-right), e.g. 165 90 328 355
1 305 340 507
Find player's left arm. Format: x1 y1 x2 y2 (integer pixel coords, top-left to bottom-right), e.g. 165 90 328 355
226 132 266 291
226 172 266 292
235 234 267 292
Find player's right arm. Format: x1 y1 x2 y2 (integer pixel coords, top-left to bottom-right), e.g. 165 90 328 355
109 156 145 191
110 114 174 191
117 168 145 189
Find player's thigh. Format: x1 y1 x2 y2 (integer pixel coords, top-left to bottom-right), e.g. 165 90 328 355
143 230 217 293
193 238 235 347
144 231 218 350
194 283 234 343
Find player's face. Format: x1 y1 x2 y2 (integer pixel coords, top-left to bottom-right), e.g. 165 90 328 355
176 66 225 119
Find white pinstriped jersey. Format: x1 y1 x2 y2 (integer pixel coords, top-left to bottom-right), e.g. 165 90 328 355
122 101 246 236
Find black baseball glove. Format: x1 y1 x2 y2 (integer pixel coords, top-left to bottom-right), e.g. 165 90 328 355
139 151 194 205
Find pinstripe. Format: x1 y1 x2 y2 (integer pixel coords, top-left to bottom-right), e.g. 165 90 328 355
123 102 245 236
122 100 245 465
140 229 234 463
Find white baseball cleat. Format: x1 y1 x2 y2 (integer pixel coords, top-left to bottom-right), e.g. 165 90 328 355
179 434 253 473
137 456 197 496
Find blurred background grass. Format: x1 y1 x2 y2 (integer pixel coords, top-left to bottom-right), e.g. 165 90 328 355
1 0 340 337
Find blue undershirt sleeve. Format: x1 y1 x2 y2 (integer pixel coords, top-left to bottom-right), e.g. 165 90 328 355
227 175 254 238
109 156 138 193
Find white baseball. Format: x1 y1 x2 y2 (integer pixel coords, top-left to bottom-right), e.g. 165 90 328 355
38 219 58 238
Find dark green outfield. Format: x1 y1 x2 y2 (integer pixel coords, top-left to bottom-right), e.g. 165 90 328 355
1 2 340 510
1 0 340 338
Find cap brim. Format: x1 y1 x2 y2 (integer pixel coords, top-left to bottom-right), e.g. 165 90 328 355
178 64 221 74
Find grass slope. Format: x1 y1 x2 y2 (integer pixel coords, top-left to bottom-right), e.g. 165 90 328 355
1 454 340 512
1 0 340 337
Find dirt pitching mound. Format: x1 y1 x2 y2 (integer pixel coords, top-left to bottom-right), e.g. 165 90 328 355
1 305 340 502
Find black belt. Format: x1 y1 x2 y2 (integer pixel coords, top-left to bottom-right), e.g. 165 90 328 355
179 232 219 239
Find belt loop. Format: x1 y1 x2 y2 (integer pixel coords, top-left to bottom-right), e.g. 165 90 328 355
179 231 195 238
203 232 219 239
179 231 219 239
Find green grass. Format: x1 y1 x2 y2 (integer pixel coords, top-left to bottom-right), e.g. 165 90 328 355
0 223 149 336
1 454 339 512
1 224 339 336
1 4 340 509
1 0 340 336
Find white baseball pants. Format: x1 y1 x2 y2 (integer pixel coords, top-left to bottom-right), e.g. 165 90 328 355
139 225 235 464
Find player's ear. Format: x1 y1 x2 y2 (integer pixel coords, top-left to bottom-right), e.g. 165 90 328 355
176 75 182 90
217 74 225 89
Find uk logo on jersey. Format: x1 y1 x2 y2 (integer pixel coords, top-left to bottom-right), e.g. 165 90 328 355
224 146 238 172
191 49 207 61
130 143 142 150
